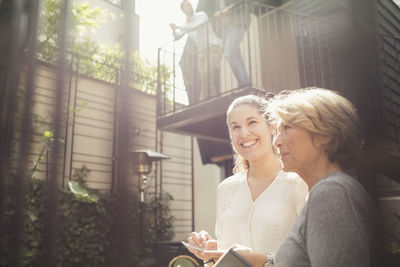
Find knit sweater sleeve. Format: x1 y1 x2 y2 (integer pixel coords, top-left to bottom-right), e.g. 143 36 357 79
305 181 371 267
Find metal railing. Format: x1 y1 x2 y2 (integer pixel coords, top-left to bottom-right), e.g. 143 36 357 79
158 1 275 115
157 0 353 116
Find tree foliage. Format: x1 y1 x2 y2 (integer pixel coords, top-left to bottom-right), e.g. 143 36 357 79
37 0 171 95
38 0 105 62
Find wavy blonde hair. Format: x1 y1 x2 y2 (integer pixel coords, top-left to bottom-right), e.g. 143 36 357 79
227 94 271 174
265 87 363 168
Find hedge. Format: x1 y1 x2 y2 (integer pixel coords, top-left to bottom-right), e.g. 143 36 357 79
0 176 174 266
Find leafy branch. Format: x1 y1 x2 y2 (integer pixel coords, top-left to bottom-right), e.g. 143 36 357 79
37 0 172 96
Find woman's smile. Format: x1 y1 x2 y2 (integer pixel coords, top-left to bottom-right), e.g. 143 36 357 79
240 138 258 148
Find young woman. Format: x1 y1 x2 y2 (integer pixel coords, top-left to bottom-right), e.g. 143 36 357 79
186 95 308 265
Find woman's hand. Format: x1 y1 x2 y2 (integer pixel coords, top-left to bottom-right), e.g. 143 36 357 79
187 231 220 262
200 240 223 263
188 230 210 249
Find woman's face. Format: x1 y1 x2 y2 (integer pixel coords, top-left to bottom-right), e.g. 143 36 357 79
273 121 324 174
228 104 274 163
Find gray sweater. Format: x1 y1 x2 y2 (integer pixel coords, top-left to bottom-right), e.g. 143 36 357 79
274 172 378 267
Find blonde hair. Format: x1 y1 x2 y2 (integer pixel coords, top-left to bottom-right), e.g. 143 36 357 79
265 87 363 168
227 94 270 174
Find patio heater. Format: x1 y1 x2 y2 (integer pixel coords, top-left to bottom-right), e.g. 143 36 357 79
131 149 169 256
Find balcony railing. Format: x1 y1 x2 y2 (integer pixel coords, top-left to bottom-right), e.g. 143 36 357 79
158 1 272 115
156 0 359 116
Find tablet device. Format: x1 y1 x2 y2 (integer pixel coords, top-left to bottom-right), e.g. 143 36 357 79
181 240 226 254
214 248 252 267
181 241 206 252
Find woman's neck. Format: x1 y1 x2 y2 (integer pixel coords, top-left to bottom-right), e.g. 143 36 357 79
298 159 341 191
248 154 281 181
246 154 281 202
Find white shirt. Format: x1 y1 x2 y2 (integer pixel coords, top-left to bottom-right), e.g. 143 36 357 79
173 11 221 52
215 170 308 254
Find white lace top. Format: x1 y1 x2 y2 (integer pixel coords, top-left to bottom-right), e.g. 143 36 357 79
215 170 308 254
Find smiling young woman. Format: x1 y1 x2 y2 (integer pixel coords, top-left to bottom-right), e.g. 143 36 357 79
185 95 308 266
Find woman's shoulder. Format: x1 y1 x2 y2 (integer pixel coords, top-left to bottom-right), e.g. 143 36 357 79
217 172 246 190
278 171 309 199
279 171 304 184
313 172 358 191
310 172 370 203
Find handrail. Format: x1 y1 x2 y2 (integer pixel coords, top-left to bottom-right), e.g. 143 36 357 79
161 0 400 54
157 0 400 117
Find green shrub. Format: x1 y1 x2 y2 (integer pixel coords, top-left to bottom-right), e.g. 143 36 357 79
0 176 174 266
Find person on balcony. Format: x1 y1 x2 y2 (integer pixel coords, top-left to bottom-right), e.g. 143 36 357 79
170 0 223 102
185 94 308 266
214 0 251 88
206 88 379 266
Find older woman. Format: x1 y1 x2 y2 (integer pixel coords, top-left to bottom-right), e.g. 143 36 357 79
227 88 378 266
